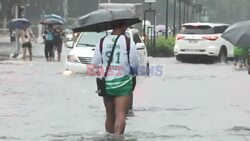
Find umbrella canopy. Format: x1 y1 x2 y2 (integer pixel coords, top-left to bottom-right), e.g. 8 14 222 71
72 9 141 32
222 20 250 48
44 14 64 22
40 18 64 25
7 18 31 30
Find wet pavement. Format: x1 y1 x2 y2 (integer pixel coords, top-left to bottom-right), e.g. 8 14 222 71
0 46 250 140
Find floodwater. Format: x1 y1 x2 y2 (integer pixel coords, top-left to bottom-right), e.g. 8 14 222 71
0 58 250 141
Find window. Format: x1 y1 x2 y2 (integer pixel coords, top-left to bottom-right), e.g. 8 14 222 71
77 32 106 47
133 32 142 44
180 25 214 34
214 26 229 34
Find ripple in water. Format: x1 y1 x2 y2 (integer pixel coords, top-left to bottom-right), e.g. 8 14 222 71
133 107 194 112
227 126 250 137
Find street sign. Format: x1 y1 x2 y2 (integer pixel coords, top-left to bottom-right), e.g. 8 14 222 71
145 0 156 3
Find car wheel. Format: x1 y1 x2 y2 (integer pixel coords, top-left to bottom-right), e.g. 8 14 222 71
176 55 183 62
146 62 150 77
218 48 227 63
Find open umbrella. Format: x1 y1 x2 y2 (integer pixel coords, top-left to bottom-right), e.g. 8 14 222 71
222 20 250 48
72 9 141 32
7 18 31 29
40 18 64 25
222 20 250 74
44 14 64 22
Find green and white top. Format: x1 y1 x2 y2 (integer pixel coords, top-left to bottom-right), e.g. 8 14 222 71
92 35 139 96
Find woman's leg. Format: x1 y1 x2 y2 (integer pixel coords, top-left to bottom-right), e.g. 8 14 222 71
28 44 32 61
103 96 115 134
58 52 61 62
22 47 26 61
57 46 62 62
49 47 54 61
113 95 132 135
45 45 49 61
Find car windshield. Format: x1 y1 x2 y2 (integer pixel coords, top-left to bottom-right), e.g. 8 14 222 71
180 25 214 34
76 32 107 47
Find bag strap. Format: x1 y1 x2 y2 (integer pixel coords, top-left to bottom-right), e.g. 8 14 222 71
100 36 107 64
104 35 121 77
99 36 106 55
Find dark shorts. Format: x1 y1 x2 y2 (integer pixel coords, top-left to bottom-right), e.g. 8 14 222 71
54 44 62 53
22 42 32 48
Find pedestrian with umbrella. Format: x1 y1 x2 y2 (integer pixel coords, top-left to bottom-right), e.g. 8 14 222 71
73 9 140 135
20 26 36 61
40 14 64 61
53 26 65 62
222 20 250 74
42 24 55 61
7 18 32 58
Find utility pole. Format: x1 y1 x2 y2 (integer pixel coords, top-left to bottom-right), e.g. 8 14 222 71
165 0 169 38
63 0 68 22
173 0 177 36
186 2 189 22
178 0 181 32
183 1 186 23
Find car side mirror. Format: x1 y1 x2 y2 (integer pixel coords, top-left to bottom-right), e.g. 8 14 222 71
66 41 74 49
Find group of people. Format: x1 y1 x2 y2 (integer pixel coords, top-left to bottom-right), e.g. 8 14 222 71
43 25 64 62
14 25 64 62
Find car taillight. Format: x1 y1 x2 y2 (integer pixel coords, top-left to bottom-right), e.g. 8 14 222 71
202 36 218 41
176 35 185 40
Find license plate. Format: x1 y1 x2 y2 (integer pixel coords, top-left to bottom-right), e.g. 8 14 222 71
186 49 199 52
188 40 198 43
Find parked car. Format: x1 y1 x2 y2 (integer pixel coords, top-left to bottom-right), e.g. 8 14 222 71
174 23 234 62
65 29 150 75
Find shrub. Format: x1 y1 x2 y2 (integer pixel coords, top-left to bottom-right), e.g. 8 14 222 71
147 36 175 57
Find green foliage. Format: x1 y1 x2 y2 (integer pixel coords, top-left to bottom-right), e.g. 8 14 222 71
147 36 175 57
199 0 250 24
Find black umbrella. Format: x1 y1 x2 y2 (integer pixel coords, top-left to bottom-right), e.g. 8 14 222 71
72 9 141 32
222 20 250 48
222 20 250 73
7 18 31 30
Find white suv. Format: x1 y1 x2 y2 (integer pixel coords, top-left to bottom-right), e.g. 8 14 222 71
65 29 149 74
174 23 234 62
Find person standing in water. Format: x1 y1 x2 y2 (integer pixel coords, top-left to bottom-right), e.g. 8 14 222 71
20 27 36 61
54 27 64 62
43 25 55 61
92 22 139 135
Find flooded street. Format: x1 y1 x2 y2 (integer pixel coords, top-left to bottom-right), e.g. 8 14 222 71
0 57 250 141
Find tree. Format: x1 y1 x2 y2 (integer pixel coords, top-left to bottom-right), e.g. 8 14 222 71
199 0 250 24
